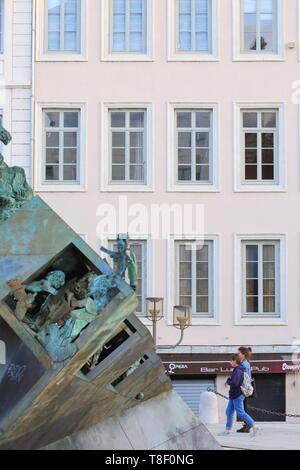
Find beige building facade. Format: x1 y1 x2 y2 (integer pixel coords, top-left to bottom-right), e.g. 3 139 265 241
28 0 300 422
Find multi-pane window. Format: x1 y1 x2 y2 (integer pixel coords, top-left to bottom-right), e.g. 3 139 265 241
242 109 277 183
177 241 214 317
47 0 81 52
0 0 4 54
112 0 146 53
176 109 212 183
44 109 80 183
177 0 211 52
241 0 278 53
112 241 147 315
110 109 146 184
242 241 279 316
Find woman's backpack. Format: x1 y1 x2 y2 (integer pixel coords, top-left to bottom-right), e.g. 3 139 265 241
241 372 254 397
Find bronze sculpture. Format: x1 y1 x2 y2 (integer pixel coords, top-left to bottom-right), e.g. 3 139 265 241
0 123 33 222
100 233 138 291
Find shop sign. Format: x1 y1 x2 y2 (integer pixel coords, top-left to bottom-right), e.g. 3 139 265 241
164 360 300 375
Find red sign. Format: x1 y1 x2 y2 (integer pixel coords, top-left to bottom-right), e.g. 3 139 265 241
163 360 300 376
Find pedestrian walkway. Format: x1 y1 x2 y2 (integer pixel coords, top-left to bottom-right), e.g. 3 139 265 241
207 422 300 450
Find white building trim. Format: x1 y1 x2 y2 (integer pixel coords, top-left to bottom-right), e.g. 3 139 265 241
35 0 88 62
167 0 219 62
167 234 220 326
233 101 286 192
234 233 287 326
34 101 88 192
167 101 219 192
232 0 284 62
100 101 154 192
100 0 154 62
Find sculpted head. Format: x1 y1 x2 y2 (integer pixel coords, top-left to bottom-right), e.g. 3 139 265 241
0 125 12 146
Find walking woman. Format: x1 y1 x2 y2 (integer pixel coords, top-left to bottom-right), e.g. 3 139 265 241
218 354 258 437
237 346 254 433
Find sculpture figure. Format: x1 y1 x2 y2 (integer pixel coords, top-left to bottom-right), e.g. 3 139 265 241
88 274 117 313
6 278 37 321
37 318 77 363
26 271 66 296
0 124 33 221
100 233 138 291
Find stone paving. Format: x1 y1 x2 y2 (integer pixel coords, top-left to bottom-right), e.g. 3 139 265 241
207 422 300 450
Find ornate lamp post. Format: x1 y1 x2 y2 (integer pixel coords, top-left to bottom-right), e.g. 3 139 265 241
145 297 164 346
146 298 191 349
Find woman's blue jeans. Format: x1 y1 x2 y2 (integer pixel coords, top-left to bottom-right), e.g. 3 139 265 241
226 394 255 429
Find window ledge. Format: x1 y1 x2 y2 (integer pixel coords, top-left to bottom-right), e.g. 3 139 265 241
168 185 220 193
36 53 88 62
191 319 220 326
101 184 153 193
233 54 285 62
35 185 87 193
100 54 154 62
235 318 287 326
167 54 219 62
234 185 286 193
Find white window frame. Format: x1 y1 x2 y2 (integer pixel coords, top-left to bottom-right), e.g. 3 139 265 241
234 234 287 325
101 0 154 61
0 0 13 81
100 102 153 192
0 0 4 56
233 0 284 61
167 102 219 192
168 0 219 61
36 0 87 61
34 102 87 192
233 102 285 192
167 234 220 326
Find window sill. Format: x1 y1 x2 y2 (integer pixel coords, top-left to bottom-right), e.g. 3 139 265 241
34 184 87 193
234 185 286 193
191 318 220 326
36 53 88 62
233 54 285 62
168 184 220 193
235 317 287 326
167 54 219 62
101 184 153 193
100 54 154 62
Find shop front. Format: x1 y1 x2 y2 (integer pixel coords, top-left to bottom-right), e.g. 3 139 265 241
161 355 300 422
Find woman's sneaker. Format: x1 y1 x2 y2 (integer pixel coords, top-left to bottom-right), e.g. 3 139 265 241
237 423 251 433
251 427 259 438
218 431 230 437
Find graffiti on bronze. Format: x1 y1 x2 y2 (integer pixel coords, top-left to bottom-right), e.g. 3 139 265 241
7 364 27 383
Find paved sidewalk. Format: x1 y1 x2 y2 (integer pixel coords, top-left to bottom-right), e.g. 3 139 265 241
207 423 300 450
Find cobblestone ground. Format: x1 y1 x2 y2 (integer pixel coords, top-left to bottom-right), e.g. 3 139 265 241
207 423 300 450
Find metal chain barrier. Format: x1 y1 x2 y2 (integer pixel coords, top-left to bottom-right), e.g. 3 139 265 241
207 387 300 419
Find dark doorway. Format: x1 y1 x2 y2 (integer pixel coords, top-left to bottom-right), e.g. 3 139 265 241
247 374 286 422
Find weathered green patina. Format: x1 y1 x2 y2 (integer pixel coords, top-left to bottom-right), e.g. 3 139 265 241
100 234 138 291
0 124 33 221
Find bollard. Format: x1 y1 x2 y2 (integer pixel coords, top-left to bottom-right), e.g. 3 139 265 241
199 391 219 424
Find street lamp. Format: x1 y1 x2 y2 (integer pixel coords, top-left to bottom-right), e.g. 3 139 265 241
146 297 191 349
145 297 164 346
